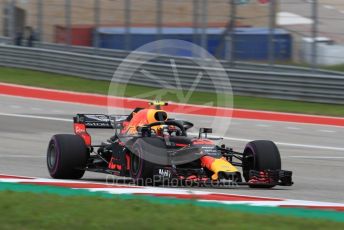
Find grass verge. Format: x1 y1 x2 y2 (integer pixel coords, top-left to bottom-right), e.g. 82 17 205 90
0 189 343 230
323 63 344 72
1 67 344 117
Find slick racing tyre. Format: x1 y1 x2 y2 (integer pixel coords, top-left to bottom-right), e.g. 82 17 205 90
130 137 165 186
47 134 88 179
243 140 281 188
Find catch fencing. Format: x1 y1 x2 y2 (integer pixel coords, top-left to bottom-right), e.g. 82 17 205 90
1 44 344 104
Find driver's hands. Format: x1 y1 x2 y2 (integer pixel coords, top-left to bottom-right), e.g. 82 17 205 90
168 125 180 136
159 125 176 136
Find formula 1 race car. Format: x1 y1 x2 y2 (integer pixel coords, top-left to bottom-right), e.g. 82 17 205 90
47 101 293 188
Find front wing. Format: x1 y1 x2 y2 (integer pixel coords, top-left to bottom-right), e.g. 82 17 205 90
153 167 293 187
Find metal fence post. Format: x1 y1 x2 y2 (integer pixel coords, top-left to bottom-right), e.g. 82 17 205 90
226 0 236 66
124 0 131 51
268 0 277 70
9 0 16 43
94 0 100 53
200 0 208 53
156 0 163 54
193 0 200 46
311 0 318 72
37 0 43 44
65 0 72 46
156 0 162 41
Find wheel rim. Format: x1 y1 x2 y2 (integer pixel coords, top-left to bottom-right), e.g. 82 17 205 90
131 153 140 175
243 148 254 181
48 145 57 169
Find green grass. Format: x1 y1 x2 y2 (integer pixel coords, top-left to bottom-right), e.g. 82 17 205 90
324 63 344 72
1 67 344 117
0 190 343 230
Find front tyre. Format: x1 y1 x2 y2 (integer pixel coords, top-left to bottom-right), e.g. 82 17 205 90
47 134 88 179
129 138 165 186
243 140 281 188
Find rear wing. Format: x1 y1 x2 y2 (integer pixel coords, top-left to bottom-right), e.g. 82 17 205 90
73 114 129 146
73 114 128 129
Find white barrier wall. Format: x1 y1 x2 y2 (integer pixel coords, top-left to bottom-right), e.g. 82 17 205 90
300 38 344 66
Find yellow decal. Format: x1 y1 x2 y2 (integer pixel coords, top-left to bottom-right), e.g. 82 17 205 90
210 157 238 180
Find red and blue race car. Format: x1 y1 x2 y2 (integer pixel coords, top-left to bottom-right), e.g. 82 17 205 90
47 101 293 188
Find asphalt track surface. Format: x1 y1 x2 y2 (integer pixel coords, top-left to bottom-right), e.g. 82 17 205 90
1 94 344 203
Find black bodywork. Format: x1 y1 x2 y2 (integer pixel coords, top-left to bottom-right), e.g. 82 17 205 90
71 113 293 188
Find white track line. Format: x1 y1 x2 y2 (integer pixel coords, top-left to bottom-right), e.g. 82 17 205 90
52 109 65 113
287 156 344 159
256 124 270 127
0 112 71 122
1 112 344 152
31 107 43 111
318 129 336 133
0 155 45 158
223 136 344 151
323 5 335 10
9 105 22 109
286 126 300 130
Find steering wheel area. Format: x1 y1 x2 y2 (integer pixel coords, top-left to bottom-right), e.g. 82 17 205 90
143 120 193 136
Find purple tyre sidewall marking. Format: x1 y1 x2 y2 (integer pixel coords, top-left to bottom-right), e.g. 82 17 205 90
245 144 256 169
132 144 144 180
49 137 60 175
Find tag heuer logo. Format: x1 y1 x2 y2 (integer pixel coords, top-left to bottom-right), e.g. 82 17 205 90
158 169 171 178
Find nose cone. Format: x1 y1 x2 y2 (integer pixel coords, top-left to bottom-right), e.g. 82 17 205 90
201 156 239 180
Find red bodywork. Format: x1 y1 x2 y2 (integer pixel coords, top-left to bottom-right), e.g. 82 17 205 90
73 123 91 146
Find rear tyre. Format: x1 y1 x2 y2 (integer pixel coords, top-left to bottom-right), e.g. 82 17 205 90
242 140 281 188
47 134 88 179
130 138 165 186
